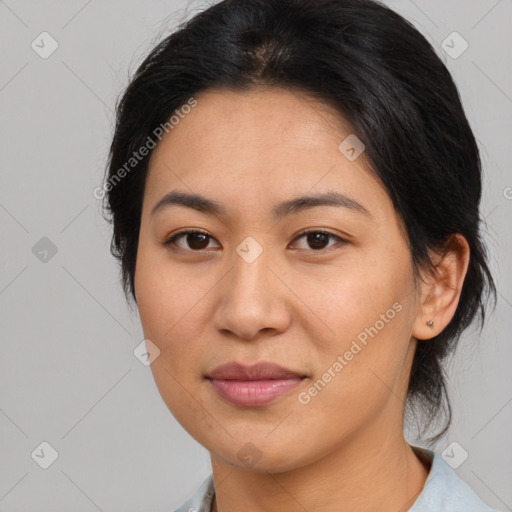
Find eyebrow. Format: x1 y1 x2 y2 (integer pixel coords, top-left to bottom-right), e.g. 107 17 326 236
150 190 371 219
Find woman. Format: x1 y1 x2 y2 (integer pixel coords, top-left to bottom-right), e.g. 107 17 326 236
102 0 499 510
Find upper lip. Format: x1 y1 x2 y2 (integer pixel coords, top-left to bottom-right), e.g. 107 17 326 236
206 361 306 381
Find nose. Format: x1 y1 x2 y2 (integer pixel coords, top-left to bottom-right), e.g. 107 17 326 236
213 245 292 341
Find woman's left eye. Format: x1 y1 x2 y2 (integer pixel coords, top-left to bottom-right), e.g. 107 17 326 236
162 229 346 252
291 230 346 251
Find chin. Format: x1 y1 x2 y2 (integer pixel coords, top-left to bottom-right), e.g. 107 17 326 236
208 433 316 474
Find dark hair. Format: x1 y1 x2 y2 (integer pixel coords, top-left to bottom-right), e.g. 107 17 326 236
102 0 496 442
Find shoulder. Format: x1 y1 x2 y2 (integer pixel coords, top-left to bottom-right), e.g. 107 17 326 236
172 474 215 512
409 449 502 512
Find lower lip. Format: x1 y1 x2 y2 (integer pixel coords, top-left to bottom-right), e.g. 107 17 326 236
208 378 304 406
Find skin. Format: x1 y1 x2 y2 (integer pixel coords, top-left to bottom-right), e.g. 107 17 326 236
134 86 470 512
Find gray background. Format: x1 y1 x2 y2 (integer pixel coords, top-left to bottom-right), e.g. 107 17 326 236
1 0 511 510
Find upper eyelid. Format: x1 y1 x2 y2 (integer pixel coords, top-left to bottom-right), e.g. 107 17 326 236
294 228 344 240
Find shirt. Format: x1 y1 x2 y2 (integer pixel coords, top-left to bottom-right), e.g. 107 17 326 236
172 448 501 512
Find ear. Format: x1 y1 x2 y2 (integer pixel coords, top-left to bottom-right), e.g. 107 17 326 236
412 233 470 341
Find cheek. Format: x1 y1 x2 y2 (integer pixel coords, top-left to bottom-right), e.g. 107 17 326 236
135 245 202 342
135 251 211 427
291 250 415 395
290 255 410 344
134 246 219 396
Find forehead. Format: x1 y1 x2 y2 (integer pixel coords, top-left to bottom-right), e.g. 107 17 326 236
143 87 389 220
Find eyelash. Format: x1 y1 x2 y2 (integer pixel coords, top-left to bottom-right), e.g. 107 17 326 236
162 228 347 253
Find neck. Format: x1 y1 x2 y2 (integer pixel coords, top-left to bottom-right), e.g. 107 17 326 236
210 425 431 512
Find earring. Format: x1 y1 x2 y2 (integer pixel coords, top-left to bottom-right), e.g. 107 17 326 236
426 320 434 327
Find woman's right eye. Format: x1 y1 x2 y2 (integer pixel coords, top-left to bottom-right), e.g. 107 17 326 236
163 230 220 251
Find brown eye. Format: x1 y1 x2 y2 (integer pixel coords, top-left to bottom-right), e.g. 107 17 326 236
163 230 220 251
292 230 347 251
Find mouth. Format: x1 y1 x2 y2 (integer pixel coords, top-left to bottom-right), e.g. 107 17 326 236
205 361 308 407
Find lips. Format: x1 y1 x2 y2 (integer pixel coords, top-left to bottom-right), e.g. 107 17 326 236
206 361 307 407
206 361 306 381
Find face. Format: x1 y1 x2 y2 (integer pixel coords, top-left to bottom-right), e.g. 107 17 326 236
134 87 423 472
